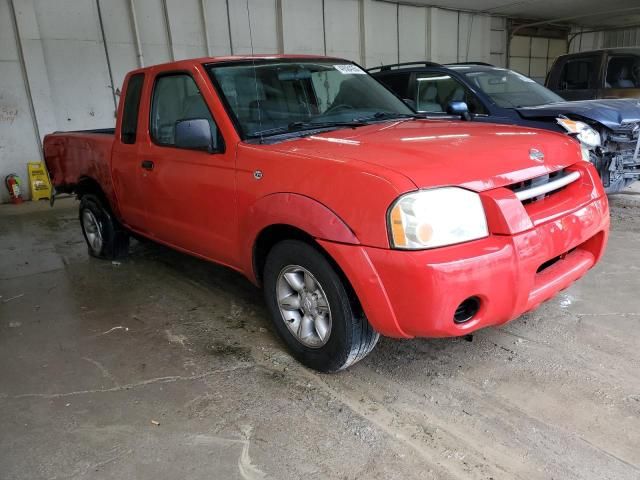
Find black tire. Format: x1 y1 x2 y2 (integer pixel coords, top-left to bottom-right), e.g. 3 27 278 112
79 194 129 260
263 240 379 372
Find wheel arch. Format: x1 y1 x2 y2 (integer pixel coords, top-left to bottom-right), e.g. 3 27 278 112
75 176 121 219
76 176 105 198
243 193 360 285
252 224 366 320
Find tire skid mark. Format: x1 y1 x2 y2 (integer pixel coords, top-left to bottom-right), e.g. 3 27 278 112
355 362 639 479
323 367 529 480
293 365 503 480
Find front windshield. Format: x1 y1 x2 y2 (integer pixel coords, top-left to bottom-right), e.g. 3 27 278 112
207 60 413 139
462 68 565 108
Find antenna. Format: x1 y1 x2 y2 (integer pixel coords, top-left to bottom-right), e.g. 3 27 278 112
245 0 263 142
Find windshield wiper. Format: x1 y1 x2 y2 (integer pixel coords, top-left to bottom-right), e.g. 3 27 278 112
248 112 424 140
354 112 429 122
353 112 427 122
250 120 368 140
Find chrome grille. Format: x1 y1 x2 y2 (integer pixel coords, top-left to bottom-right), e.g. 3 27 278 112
507 169 580 203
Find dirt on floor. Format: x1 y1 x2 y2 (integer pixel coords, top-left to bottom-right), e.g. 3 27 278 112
0 189 639 480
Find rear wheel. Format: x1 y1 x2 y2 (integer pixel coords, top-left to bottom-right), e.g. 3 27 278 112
263 240 379 372
79 194 129 259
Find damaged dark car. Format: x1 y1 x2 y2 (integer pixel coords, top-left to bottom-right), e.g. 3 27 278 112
371 62 640 193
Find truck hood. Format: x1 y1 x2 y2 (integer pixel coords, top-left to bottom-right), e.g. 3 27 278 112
516 98 640 129
262 120 581 191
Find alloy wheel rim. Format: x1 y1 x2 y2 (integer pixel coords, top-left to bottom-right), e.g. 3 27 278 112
276 265 332 348
82 209 103 254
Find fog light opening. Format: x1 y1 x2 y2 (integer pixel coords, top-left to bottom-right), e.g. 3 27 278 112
454 297 480 324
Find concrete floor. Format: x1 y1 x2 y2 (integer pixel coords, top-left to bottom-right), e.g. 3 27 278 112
1 191 639 480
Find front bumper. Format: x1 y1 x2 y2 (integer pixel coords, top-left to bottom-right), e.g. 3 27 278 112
319 194 609 338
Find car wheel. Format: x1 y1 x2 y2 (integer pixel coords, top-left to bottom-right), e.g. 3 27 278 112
263 240 379 372
79 194 129 259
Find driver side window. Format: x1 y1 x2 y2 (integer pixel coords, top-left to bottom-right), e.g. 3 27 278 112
150 73 221 150
415 73 486 114
559 58 595 90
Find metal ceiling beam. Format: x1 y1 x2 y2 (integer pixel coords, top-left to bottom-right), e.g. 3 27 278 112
568 24 640 50
510 6 640 37
374 0 508 17
375 0 640 28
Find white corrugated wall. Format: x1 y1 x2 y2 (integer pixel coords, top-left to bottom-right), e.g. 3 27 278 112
509 35 568 84
0 0 501 202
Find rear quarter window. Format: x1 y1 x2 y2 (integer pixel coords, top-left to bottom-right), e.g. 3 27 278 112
120 73 144 144
606 55 640 88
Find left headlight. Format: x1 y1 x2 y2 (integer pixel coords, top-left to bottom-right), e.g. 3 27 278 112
556 118 601 148
388 187 488 250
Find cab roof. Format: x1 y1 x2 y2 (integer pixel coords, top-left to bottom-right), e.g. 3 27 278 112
368 61 503 75
556 47 640 58
129 54 347 74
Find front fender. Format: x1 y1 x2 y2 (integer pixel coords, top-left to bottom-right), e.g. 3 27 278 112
241 193 359 282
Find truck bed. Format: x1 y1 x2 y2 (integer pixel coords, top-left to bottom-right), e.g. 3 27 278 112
43 130 117 206
67 128 115 135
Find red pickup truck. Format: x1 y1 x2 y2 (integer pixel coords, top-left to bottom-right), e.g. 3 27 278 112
44 55 609 372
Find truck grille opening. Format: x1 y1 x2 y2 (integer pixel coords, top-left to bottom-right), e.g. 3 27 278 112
536 248 577 274
536 255 561 274
507 169 580 204
610 121 640 143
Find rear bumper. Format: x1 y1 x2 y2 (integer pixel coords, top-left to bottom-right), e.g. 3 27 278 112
319 195 609 338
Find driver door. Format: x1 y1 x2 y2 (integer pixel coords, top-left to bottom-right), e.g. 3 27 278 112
137 69 238 266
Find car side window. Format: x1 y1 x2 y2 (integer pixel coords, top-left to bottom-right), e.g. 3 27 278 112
414 73 486 114
120 73 144 144
559 58 595 90
150 73 221 150
606 55 640 88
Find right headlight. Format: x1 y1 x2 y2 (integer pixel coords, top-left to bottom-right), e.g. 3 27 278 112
388 187 488 250
556 118 601 148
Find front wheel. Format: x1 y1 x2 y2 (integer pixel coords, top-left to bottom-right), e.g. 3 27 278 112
79 194 129 259
263 240 379 372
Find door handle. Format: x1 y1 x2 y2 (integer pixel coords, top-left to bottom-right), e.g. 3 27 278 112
141 160 154 170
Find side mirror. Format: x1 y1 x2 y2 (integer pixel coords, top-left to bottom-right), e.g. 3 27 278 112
403 98 417 111
446 101 471 120
175 118 214 151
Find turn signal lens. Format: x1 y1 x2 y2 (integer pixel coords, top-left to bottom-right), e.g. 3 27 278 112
390 204 407 247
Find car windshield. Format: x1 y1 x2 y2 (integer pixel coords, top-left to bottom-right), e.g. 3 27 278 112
461 68 565 108
207 60 413 139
